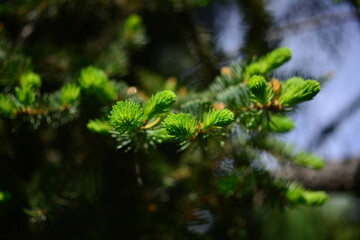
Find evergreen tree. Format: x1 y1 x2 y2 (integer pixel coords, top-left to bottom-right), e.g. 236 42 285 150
0 1 328 239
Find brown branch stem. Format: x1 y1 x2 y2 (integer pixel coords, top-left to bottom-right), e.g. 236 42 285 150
272 157 360 191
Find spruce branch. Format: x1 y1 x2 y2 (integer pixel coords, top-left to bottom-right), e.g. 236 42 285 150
179 99 212 120
19 72 41 89
15 72 42 106
294 152 325 169
268 114 295 133
262 47 292 71
78 66 116 101
60 83 81 106
163 113 198 141
143 90 176 121
15 87 37 106
0 94 17 118
79 66 108 91
109 100 145 134
141 117 162 130
246 47 292 77
202 109 235 129
279 77 320 106
102 81 118 101
122 14 148 49
247 75 274 105
215 84 250 109
286 184 328 207
87 119 113 134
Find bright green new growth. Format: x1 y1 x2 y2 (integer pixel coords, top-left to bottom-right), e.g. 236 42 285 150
248 75 267 97
79 66 108 90
294 152 325 169
87 119 113 134
0 94 16 117
268 114 295 133
102 81 117 101
264 47 292 71
15 87 35 106
15 72 42 106
20 72 42 89
124 14 143 35
202 109 235 129
60 84 81 105
246 47 292 77
286 185 328 206
248 75 273 105
143 90 177 121
302 191 329 206
163 113 198 140
0 190 11 203
78 66 116 101
109 100 144 134
279 77 320 106
122 14 148 49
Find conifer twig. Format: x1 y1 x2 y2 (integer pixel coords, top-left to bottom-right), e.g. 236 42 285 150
140 117 161 130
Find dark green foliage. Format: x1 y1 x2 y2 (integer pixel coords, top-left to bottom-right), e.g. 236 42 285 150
215 84 250 109
217 174 240 198
180 99 212 120
96 14 147 77
0 191 11 203
0 34 32 87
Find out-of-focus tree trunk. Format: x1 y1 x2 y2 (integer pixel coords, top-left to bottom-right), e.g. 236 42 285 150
273 157 360 192
237 0 273 56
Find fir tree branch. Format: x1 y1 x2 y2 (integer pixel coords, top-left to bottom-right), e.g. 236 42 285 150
140 117 162 130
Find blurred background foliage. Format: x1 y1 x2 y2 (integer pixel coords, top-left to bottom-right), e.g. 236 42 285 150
260 193 360 240
1 0 360 239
